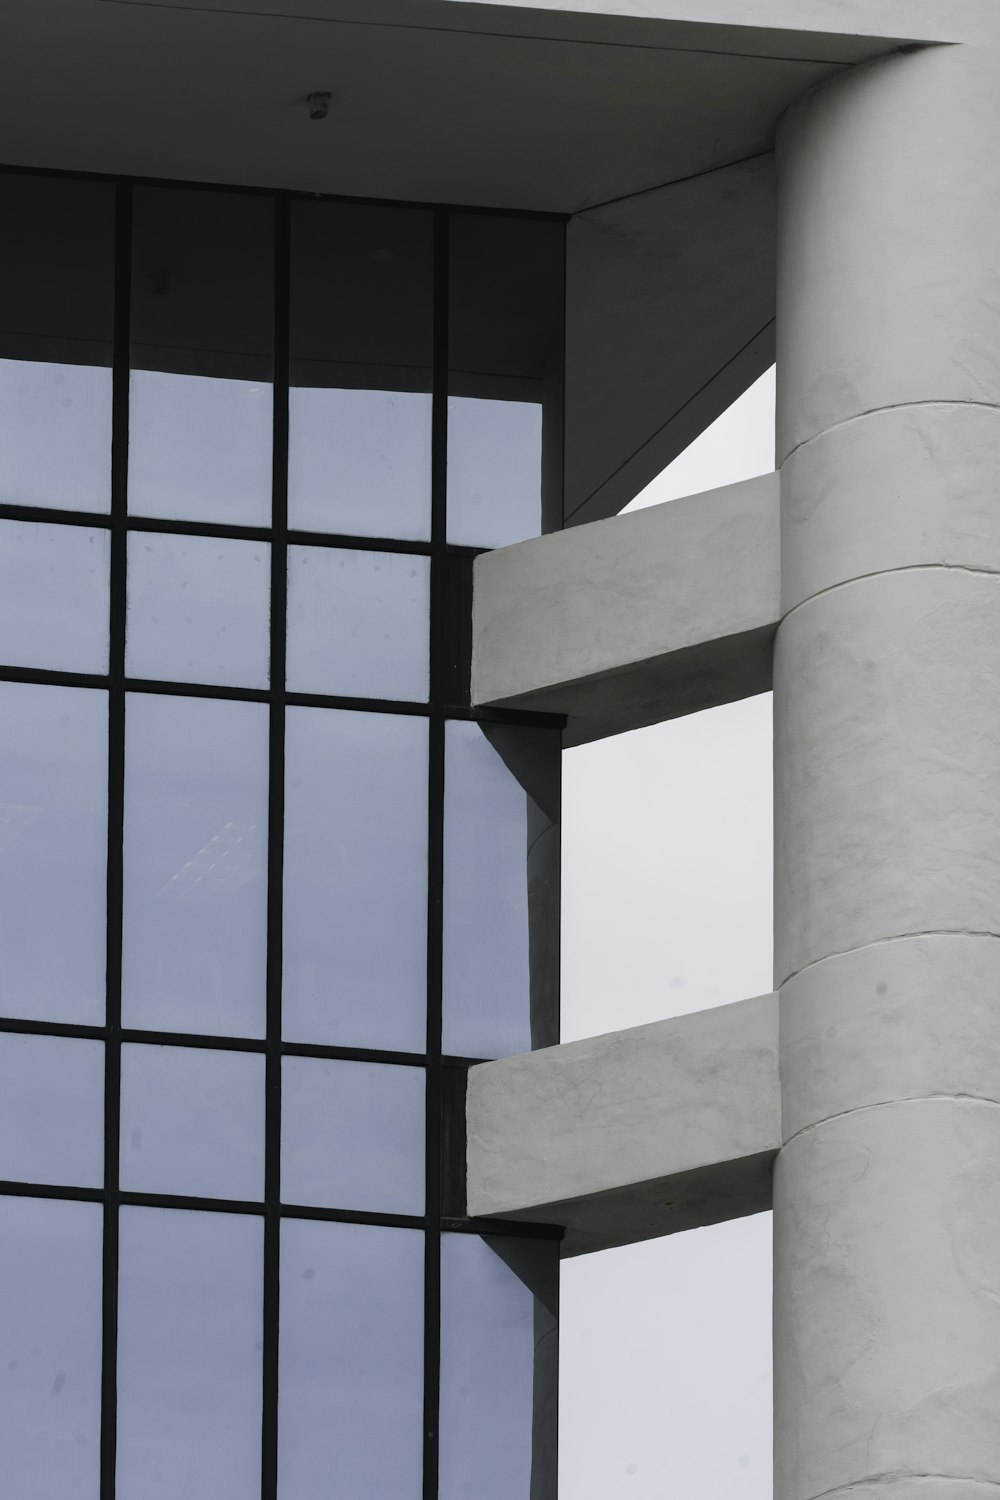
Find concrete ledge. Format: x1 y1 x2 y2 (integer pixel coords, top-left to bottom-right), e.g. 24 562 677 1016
471 472 780 745
466 992 780 1256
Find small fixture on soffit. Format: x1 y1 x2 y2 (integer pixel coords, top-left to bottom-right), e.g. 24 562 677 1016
307 91 331 121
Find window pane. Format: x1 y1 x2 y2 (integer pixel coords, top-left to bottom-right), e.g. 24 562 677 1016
281 1057 424 1215
286 546 430 702
289 200 432 541
0 520 109 673
440 1233 558 1500
121 1044 265 1201
130 188 273 525
0 1034 103 1188
122 693 268 1037
283 708 427 1052
0 1197 103 1499
125 532 270 689
0 681 107 1024
117 1207 263 1500
443 721 560 1058
279 1220 423 1499
0 174 113 512
448 214 564 547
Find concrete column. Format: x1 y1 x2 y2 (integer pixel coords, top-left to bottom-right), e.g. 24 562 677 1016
774 40 1000 1500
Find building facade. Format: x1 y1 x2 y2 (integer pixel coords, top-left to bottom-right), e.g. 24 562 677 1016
3 2 999 1498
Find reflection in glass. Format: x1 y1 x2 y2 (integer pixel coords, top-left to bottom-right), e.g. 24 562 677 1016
282 1057 425 1215
125 532 270 688
289 389 432 540
279 1220 423 1499
122 693 268 1037
440 1233 558 1500
129 188 273 525
443 721 560 1059
283 708 427 1052
0 520 109 674
286 546 430 702
0 682 107 1024
130 370 272 526
0 1034 103 1188
0 174 114 512
448 214 564 547
117 1207 263 1500
0 1196 103 1499
121 1044 265 1201
289 200 433 541
447 396 543 548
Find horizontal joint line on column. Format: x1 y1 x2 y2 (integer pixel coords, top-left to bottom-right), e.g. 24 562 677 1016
784 1093 1000 1150
782 562 1000 625
778 929 1000 989
805 1474 1000 1500
780 397 1000 467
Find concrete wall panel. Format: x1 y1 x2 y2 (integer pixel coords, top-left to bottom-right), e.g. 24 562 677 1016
774 568 1000 986
774 1100 1000 1500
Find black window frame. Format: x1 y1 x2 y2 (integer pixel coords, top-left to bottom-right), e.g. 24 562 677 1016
0 163 566 1500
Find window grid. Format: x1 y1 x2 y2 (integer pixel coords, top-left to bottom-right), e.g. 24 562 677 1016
0 171 563 1500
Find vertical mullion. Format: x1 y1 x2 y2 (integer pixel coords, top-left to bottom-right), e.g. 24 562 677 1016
101 179 131 1500
262 191 290 1500
423 205 449 1500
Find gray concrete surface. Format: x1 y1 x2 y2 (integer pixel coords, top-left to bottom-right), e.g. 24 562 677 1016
774 40 1000 1500
472 472 779 743
466 992 779 1255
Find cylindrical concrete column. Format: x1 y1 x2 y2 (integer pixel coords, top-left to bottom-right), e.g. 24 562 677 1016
774 41 1000 1500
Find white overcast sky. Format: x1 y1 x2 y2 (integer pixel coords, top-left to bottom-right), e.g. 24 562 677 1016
558 367 776 1500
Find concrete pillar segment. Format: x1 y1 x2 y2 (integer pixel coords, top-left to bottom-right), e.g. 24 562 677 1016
774 38 1000 1500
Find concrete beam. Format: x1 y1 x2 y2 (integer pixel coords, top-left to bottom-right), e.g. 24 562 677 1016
466 992 779 1256
471 472 780 745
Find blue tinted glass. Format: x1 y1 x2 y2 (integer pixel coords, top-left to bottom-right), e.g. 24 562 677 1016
0 174 114 513
447 214 563 546
440 1233 558 1500
0 1034 103 1188
289 389 432 540
117 1207 263 1500
122 693 268 1037
286 546 430 702
279 1220 423 1499
121 1044 265 1201
282 1057 425 1215
289 200 432 542
0 681 107 1024
130 370 272 526
0 520 109 674
443 720 560 1058
447 396 543 548
126 532 270 689
0 1196 103 1499
130 187 273 525
283 708 427 1052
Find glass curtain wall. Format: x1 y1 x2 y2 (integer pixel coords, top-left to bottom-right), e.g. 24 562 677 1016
0 169 563 1499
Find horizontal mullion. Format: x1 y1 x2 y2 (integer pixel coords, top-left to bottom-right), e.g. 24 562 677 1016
0 1179 563 1237
278 1203 426 1230
288 529 432 556
0 503 110 529
0 1179 103 1203
0 1015 428 1067
442 1216 564 1242
0 665 561 724
120 1190 263 1215
0 1016 106 1041
127 515 270 542
280 1040 427 1067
